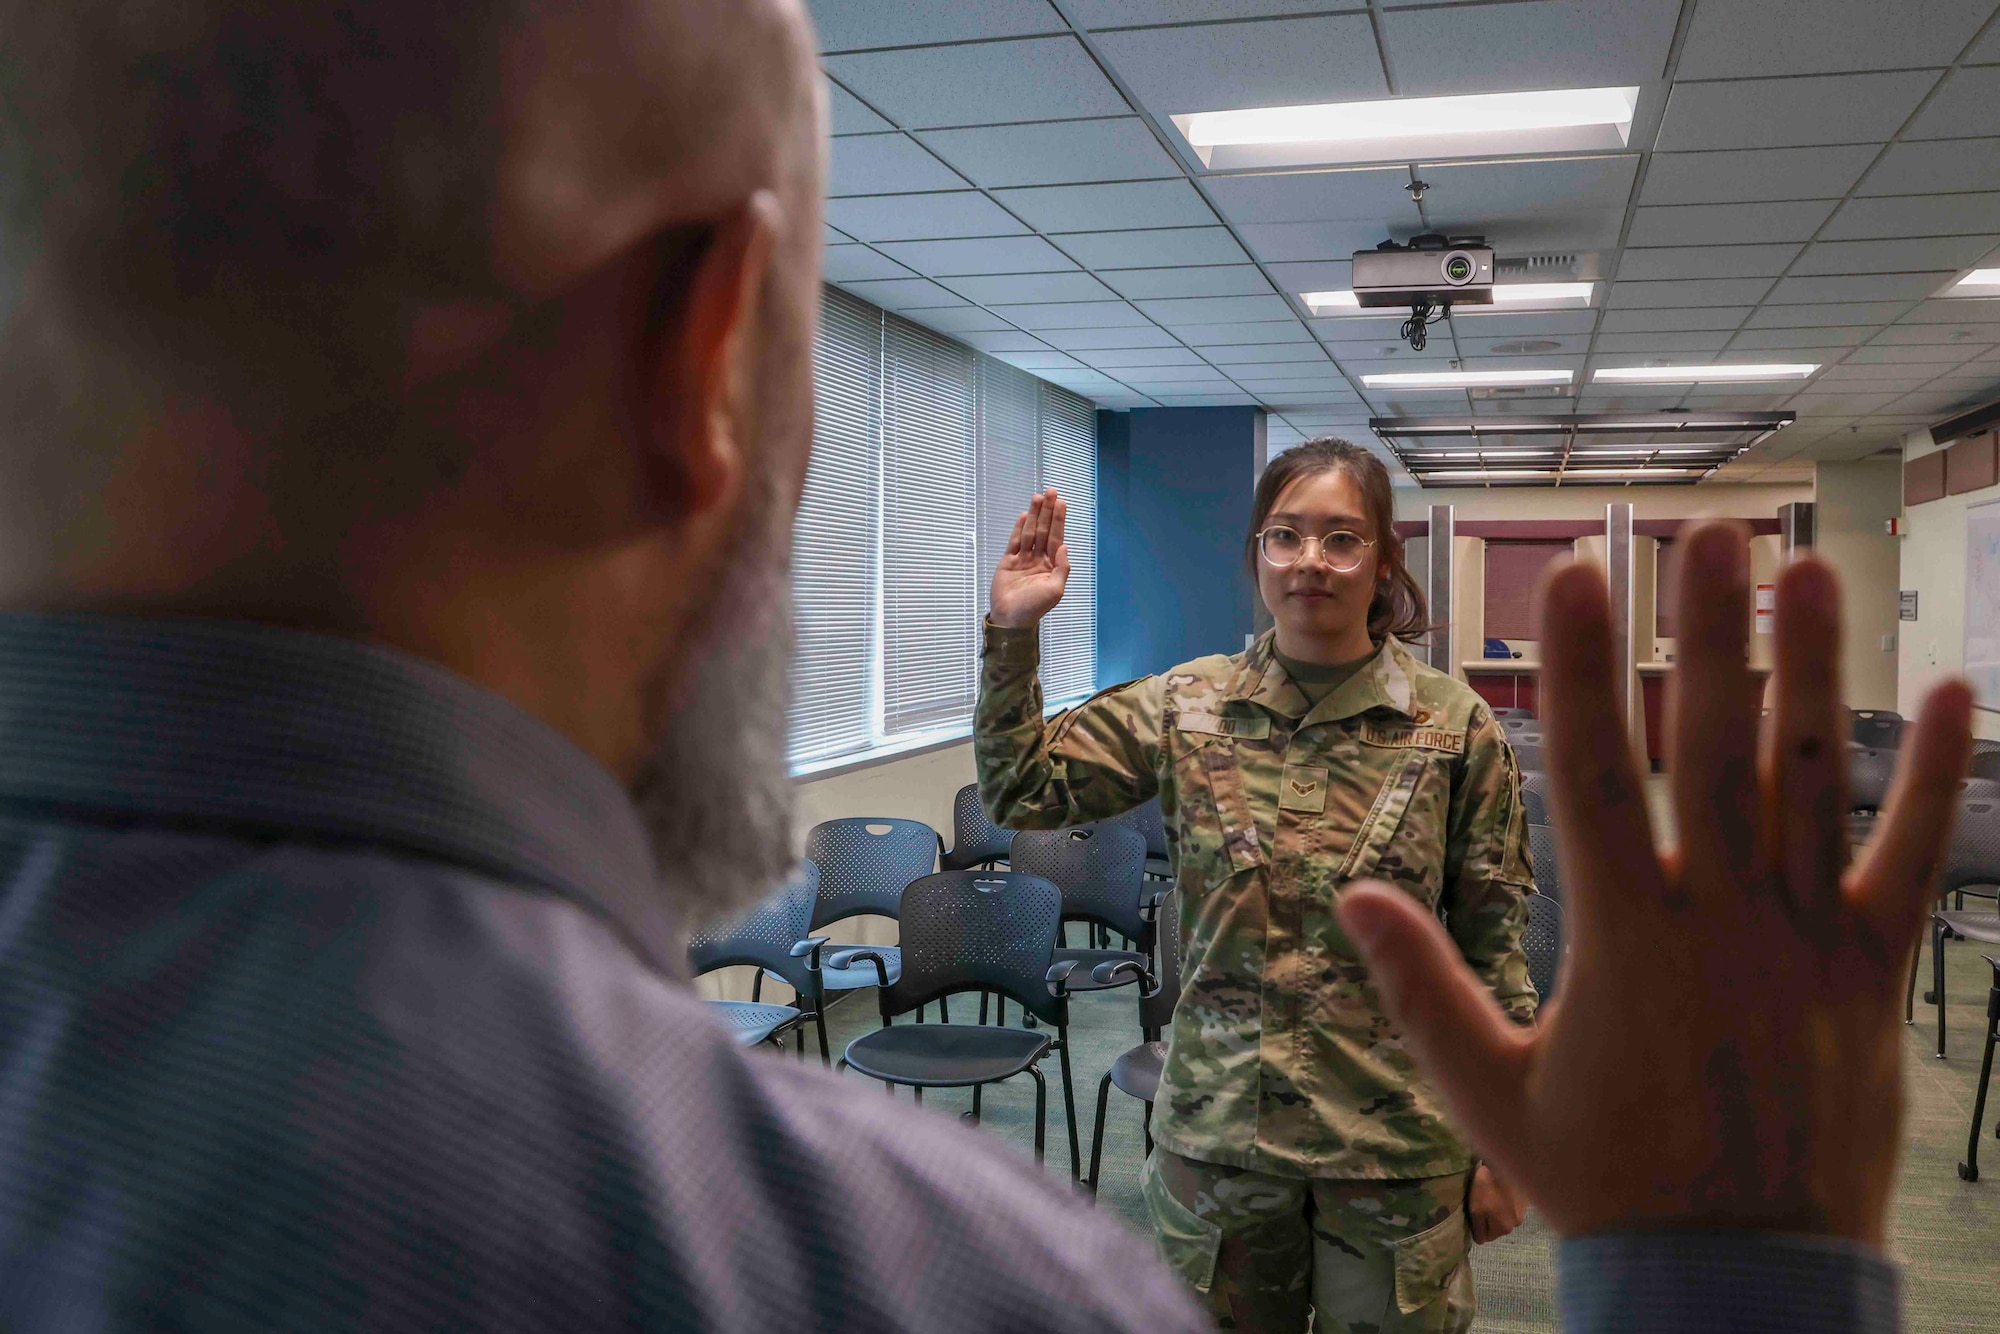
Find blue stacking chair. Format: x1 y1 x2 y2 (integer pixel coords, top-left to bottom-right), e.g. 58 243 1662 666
686 862 828 1059
805 816 941 999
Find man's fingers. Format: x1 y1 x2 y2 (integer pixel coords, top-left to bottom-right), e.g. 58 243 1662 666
1538 561 1661 931
1666 521 1759 889
1769 558 1849 914
1030 488 1057 556
1337 883 1534 1177
1049 494 1067 557
1003 509 1028 558
1852 678 1974 943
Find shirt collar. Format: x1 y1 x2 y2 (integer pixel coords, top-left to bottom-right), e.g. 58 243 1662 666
0 612 680 975
1224 630 1419 726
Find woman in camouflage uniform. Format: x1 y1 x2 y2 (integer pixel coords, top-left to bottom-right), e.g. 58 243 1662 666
975 438 1537 1333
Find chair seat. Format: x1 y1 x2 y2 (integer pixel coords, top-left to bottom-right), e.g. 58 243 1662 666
708 1000 800 1047
843 1022 1051 1088
1144 856 1173 880
1108 1040 1166 1104
1938 910 2000 945
1053 946 1148 992
807 945 902 991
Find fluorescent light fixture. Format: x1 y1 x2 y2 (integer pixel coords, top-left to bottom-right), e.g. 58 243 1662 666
1362 369 1574 389
1174 87 1639 169
1422 470 1558 480
1569 445 1731 457
1592 363 1818 383
1304 282 1594 315
1947 268 2000 294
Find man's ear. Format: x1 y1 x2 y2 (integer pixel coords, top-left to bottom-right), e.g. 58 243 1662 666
644 190 783 525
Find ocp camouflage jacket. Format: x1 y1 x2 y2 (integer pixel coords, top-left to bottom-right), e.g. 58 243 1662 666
976 623 1538 1180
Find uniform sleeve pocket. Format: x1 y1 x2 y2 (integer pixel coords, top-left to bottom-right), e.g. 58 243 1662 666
1392 1207 1469 1315
1140 1153 1222 1294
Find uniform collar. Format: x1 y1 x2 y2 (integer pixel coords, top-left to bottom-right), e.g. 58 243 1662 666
1224 630 1420 726
0 612 681 976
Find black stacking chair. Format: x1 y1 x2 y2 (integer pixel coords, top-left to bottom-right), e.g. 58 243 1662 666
1524 890 1564 1005
804 816 940 999
1849 745 1896 813
1087 889 1181 1196
1009 823 1153 1002
1849 709 1903 749
686 863 828 1059
1956 952 2000 1181
1520 770 1551 827
1511 741 1545 773
1908 796 2000 1059
942 783 1013 872
1111 796 1173 881
1501 715 1537 731
1974 747 2000 783
833 870 1082 1175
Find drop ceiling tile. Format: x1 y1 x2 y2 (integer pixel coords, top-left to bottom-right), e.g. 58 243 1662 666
1092 14 1386 116
1075 346 1209 368
1419 155 1639 252
989 350 1088 373
900 305 1018 334
1037 325 1185 350
827 80 891 135
1608 277 1776 308
1232 375 1358 392
1810 363 1938 384
1745 301 1914 327
996 179 1219 232
1206 168 1423 228
1639 146 1879 206
1616 244 1802 281
1898 298 2000 323
1238 220 1392 263
1726 326 1879 349
1784 390 1904 415
1308 314 1425 341
1767 273 1955 304
1598 306 1754 333
825 223 852 243
1626 200 1838 247
952 330 1056 354
829 134 969 196
1199 343 1335 365
1098 363 1237 384
824 244 918 283
1150 394 1263 406
1592 330 1739 352
1671 391 1796 411
1675 0 1990 78
1067 1 1338 22
1868 323 2000 345
1134 294 1297 325
1122 377 1243 393
1000 300 1155 329
1053 227 1250 269
918 119 1180 188
1821 193 2000 240
835 277 963 310
1383 0 1678 96
1859 139 2000 197
1654 72 1934 151
946 272 1118 304
1790 235 2000 275
1838 343 1980 364
1099 265 1276 300
806 0 1067 52
1905 66 2000 140
1890 386 1992 414
1453 334 1594 357
874 235 1079 277
826 191 1030 242
1263 260 1355 294
823 38 1130 130
1444 310 1602 337
1180 319 1315 345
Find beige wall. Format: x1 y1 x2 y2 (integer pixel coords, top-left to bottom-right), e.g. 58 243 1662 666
1815 460 1903 711
1898 430 2000 741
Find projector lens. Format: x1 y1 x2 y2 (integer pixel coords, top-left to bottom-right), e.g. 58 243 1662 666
1443 252 1475 284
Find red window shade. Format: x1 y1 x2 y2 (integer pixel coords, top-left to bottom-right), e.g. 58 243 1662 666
1656 537 1677 639
1484 541 1570 640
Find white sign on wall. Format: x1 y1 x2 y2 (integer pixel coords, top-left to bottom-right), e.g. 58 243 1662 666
1754 583 1776 635
1966 500 2000 714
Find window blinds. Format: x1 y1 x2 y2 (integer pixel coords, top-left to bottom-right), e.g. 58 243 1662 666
976 359 1042 621
1037 382 1098 703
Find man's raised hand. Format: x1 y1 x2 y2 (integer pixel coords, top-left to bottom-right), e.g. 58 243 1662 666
988 488 1070 629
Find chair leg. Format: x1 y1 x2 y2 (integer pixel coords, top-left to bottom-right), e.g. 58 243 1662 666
1908 935 1922 1025
1029 1065 1047 1166
997 995 1006 1026
1142 1099 1154 1156
1960 965 2000 1182
752 971 763 1003
1936 917 1949 1059
913 1086 923 1106
814 1009 830 1067
940 995 951 1023
1087 1070 1113 1197
979 992 989 1026
1057 1036 1081 1180
969 1082 982 1123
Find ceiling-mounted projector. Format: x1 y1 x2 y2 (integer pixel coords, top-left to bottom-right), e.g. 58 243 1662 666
1353 234 1492 352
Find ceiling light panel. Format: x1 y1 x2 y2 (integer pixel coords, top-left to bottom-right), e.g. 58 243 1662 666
1947 268 2000 295
1592 363 1819 383
1171 86 1640 170
1305 282 1595 315
1362 369 1575 389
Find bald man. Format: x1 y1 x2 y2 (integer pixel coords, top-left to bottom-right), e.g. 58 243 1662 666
0 3 1203 1329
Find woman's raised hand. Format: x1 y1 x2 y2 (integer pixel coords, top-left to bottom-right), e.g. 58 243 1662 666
989 488 1070 629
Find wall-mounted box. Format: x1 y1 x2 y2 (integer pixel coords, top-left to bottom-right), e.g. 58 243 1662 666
1946 429 1998 495
1905 449 1947 506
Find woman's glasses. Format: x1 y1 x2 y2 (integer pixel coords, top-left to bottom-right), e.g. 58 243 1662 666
1258 526 1375 573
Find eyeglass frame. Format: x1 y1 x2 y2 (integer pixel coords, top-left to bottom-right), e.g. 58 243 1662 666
1255 525 1377 572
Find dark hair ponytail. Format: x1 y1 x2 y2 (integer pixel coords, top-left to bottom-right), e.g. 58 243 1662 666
1244 437 1434 645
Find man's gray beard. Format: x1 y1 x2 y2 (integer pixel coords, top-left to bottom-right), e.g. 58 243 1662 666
632 482 798 934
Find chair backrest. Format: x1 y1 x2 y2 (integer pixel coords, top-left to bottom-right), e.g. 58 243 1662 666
1972 748 2000 783
1849 709 1903 749
1963 777 2000 802
884 870 1064 1026
1110 796 1171 862
1940 797 2000 895
1490 707 1533 721
686 861 819 992
942 783 1014 870
1502 715 1536 731
1526 822 1562 901
1520 770 1551 827
1008 822 1152 942
804 817 939 929
1141 889 1184 1036
1511 741 1545 773
1524 891 1564 1004
1848 745 1895 813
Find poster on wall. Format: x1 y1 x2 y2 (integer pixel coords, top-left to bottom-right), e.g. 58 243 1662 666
1967 499 2000 716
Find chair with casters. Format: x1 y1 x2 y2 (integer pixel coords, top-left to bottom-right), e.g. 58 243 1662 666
1086 889 1182 1196
833 870 1083 1176
1009 823 1154 1004
941 783 1014 872
1849 709 1903 750
685 862 828 1060
1908 796 2000 1059
1110 796 1174 881
805 817 941 1004
1523 891 1565 1005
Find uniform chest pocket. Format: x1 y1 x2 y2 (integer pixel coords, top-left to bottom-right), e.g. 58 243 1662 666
1170 711 1269 888
1337 752 1436 885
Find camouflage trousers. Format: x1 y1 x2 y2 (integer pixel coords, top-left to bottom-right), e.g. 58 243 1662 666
1142 1149 1474 1334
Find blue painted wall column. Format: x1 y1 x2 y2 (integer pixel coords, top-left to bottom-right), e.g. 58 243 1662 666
1095 407 1262 688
